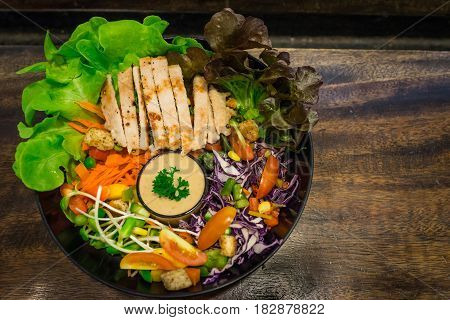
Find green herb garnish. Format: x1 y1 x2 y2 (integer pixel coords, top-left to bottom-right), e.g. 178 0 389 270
152 166 190 201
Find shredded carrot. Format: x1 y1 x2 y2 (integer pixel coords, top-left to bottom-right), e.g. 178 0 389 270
105 153 131 167
75 149 151 199
74 118 105 130
76 101 105 120
75 163 89 180
81 142 90 151
68 122 87 133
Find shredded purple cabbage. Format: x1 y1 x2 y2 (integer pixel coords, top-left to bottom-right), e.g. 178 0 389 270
182 143 300 285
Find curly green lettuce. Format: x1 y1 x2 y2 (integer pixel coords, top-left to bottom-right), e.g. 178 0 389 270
14 16 205 191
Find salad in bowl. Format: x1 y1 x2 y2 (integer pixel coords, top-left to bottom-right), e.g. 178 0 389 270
14 9 322 294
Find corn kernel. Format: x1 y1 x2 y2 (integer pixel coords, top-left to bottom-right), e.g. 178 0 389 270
249 210 272 220
258 201 272 214
226 98 237 109
108 183 128 200
228 150 241 162
151 270 164 282
276 178 284 188
132 227 148 236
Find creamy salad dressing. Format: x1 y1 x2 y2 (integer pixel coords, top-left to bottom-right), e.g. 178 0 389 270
138 152 205 217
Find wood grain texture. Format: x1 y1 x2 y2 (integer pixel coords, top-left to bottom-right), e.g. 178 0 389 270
0 47 449 299
1 0 449 16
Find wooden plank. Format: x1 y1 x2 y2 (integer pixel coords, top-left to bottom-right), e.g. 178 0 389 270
0 46 449 299
0 0 448 16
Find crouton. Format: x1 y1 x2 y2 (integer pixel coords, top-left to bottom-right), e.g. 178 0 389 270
109 199 128 212
238 119 259 142
83 128 115 151
160 269 192 291
219 235 237 257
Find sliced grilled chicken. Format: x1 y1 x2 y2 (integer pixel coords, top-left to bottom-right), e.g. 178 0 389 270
151 57 181 150
192 75 209 150
118 67 140 152
99 75 127 147
139 57 168 150
132 66 150 150
206 90 220 144
209 86 235 136
168 64 194 154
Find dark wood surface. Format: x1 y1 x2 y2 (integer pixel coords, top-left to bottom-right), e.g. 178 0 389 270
1 2 450 50
1 0 449 16
0 46 448 299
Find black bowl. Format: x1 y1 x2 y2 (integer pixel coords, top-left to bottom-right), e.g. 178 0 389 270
36 135 313 298
35 39 314 298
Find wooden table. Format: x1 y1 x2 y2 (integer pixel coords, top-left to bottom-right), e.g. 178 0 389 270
0 47 448 299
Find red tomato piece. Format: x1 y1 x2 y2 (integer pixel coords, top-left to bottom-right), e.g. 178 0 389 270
159 229 207 267
256 155 279 199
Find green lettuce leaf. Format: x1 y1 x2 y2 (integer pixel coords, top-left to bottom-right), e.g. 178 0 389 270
15 15 205 192
14 116 86 191
18 115 85 160
15 136 71 191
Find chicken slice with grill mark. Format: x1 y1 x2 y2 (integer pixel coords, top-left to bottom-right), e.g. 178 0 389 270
209 86 235 136
99 75 127 147
206 87 220 144
168 64 194 155
139 57 168 150
118 67 140 152
150 56 181 150
132 66 150 150
192 75 209 150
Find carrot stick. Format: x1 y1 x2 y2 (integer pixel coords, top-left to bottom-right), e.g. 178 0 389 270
81 142 90 151
73 118 105 129
76 101 105 120
185 268 200 286
75 163 89 180
105 153 131 167
68 122 87 133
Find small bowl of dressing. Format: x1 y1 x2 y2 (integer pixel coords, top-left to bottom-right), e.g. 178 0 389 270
136 151 208 224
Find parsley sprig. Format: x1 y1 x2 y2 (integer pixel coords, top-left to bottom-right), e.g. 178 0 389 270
152 166 190 201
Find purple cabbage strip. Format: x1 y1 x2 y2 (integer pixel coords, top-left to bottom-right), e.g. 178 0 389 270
181 143 300 285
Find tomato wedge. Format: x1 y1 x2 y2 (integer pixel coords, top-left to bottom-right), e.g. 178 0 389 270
159 229 207 267
230 130 254 161
152 248 187 269
256 155 279 199
185 268 201 286
68 195 87 215
89 147 109 162
120 252 175 270
198 206 237 250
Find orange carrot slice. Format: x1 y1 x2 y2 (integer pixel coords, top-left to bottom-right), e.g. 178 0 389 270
68 122 88 133
73 118 105 130
185 268 200 286
75 163 89 180
76 101 105 120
